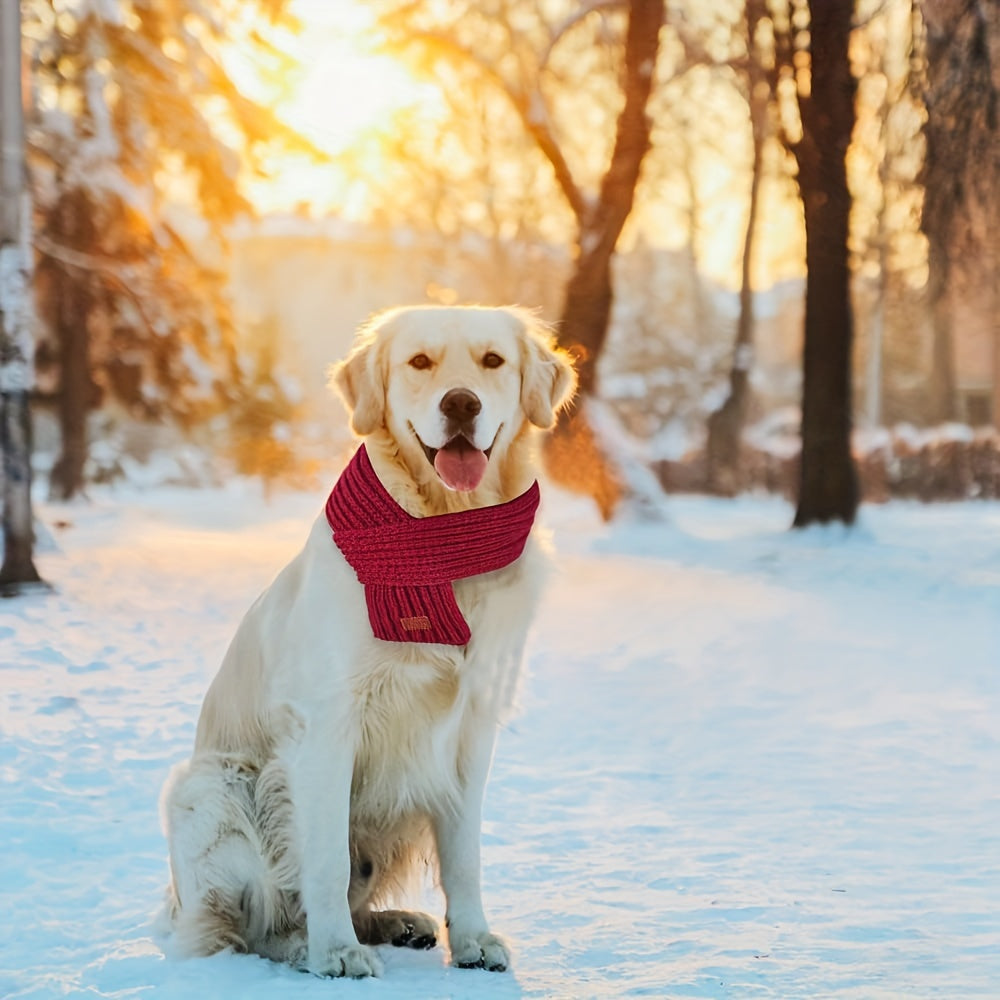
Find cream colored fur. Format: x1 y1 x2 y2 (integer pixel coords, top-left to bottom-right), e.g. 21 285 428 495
160 305 576 978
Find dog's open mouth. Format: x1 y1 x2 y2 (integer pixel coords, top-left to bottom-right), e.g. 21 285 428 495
417 432 494 492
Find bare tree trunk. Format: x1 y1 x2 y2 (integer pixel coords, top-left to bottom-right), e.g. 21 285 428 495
1 0 43 594
918 0 999 424
924 241 955 420
863 54 896 431
557 244 613 400
544 0 664 517
705 164 760 494
49 292 93 499
679 132 709 355
993 283 1000 430
555 0 663 395
864 212 887 429
0 384 39 592
48 190 98 501
864 282 886 429
792 0 860 527
706 5 768 494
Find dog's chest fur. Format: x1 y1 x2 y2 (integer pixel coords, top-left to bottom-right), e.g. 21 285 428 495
347 545 542 825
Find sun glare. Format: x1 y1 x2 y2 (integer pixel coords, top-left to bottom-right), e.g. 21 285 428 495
235 0 442 216
230 0 799 288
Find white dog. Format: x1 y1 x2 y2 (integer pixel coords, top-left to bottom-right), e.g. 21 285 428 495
161 305 576 978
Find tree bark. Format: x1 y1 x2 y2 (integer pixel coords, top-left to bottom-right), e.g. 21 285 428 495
863 142 889 429
924 238 956 421
1 388 40 592
791 0 860 527
1 0 43 593
47 188 98 501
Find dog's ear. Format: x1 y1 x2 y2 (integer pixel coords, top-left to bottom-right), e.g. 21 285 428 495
330 331 386 436
518 315 578 429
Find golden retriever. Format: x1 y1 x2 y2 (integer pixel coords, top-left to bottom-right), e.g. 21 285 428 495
160 305 576 977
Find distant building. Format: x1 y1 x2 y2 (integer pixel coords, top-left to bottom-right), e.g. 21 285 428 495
228 216 567 410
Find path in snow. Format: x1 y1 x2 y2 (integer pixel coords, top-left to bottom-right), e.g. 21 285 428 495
1 485 998 998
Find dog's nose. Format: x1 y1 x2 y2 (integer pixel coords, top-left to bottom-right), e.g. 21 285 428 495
440 388 482 423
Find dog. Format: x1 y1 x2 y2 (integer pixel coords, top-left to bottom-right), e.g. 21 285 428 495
161 305 576 978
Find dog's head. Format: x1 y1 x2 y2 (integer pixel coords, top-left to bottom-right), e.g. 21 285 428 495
332 305 576 503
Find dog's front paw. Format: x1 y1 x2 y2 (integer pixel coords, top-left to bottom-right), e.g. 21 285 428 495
448 929 510 972
309 941 382 979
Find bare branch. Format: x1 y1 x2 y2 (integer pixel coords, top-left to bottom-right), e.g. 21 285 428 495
592 0 664 233
394 30 589 222
34 233 160 339
672 24 751 76
853 0 894 31
519 89 591 223
540 0 627 72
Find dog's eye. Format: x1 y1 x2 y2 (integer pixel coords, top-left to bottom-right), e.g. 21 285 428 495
482 352 505 369
408 353 433 371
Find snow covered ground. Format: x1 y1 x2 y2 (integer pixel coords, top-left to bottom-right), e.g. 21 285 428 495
2 481 998 999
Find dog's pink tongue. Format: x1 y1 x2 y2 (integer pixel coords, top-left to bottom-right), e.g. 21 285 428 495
434 438 488 492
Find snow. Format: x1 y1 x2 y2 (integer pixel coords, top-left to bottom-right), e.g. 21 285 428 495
2 483 999 998
0 239 35 392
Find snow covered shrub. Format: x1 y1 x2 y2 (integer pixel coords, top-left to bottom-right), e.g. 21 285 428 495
654 420 1000 501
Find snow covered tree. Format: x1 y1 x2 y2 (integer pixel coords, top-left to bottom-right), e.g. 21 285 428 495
1 0 44 593
23 0 317 498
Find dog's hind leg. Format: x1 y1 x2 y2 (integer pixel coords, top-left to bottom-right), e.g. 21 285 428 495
161 756 276 957
256 926 309 968
354 908 438 949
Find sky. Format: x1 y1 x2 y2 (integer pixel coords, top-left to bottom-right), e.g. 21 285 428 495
218 0 916 293
222 0 773 289
231 0 444 218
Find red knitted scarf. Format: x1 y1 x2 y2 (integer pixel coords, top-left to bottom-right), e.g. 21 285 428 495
326 445 540 645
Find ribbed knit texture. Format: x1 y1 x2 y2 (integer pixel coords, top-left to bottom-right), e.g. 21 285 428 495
326 445 540 645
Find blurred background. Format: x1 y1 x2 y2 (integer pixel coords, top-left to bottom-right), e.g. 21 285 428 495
2 0 998 517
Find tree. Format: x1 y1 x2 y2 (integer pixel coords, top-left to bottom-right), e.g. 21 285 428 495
711 0 859 522
379 0 665 517
849 0 926 430
1 0 44 595
546 0 664 517
551 0 664 397
917 0 1000 426
704 0 770 495
788 0 860 526
23 0 317 499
